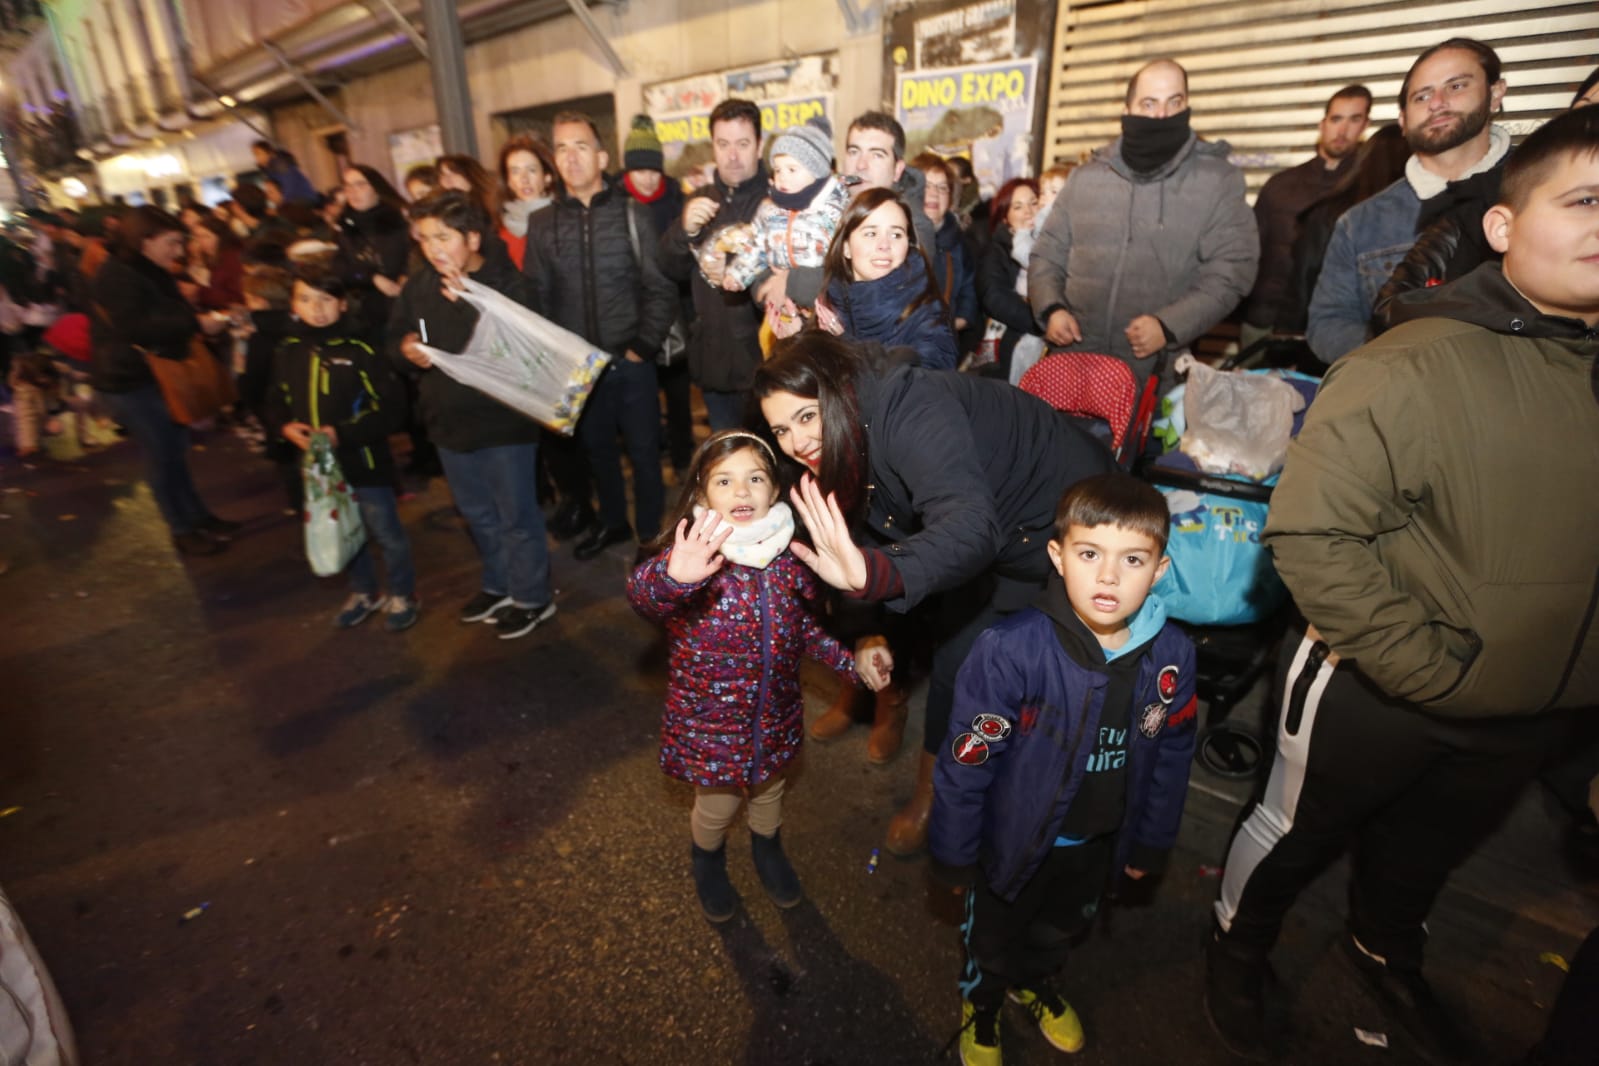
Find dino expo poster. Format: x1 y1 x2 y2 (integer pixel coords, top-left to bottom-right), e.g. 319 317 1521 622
885 0 1056 199
643 54 840 188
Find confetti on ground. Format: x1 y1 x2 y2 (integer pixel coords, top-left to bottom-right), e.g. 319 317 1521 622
179 902 210 924
58 514 77 522
1198 864 1223 877
0 806 21 819
1353 1028 1388 1048
1539 952 1570 973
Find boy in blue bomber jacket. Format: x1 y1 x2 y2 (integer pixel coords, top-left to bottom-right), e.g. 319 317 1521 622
929 473 1197 1066
266 266 417 632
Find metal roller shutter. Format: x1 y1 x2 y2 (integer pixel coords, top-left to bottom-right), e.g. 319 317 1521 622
1043 0 1598 194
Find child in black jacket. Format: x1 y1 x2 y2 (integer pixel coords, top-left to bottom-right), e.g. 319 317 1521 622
267 266 418 631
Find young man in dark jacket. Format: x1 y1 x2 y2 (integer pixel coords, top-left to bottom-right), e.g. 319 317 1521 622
658 98 769 430
268 267 416 631
393 192 555 640
930 473 1197 1066
1208 106 1599 1064
526 111 678 560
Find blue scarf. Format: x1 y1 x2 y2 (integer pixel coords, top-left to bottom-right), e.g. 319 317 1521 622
828 258 958 370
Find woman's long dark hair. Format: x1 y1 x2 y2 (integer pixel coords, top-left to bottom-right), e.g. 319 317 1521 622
497 135 563 204
820 187 945 325
438 154 503 220
751 331 870 520
343 164 406 215
642 430 783 557
118 204 184 260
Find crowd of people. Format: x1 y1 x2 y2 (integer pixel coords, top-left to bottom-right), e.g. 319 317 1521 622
1 37 1597 1066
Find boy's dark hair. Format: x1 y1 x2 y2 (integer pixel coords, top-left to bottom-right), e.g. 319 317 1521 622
1398 38 1501 109
709 98 762 138
252 139 274 154
1327 83 1373 113
643 429 781 556
1053 473 1171 555
407 190 489 236
292 265 347 302
1498 106 1599 213
848 110 907 160
243 265 293 308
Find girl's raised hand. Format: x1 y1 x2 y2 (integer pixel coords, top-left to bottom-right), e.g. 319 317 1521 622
855 644 893 692
665 509 734 584
789 474 868 593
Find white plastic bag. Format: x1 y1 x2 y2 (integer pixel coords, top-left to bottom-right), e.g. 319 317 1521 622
303 431 365 577
415 278 611 436
1174 354 1305 480
0 883 79 1066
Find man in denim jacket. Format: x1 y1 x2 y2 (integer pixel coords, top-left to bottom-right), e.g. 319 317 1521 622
1306 38 1509 363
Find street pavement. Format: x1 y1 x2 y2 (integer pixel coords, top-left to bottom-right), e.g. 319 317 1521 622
1 428 1594 1066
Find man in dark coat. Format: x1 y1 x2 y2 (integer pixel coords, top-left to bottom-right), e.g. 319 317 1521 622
526 111 677 560
658 98 769 431
1240 84 1371 350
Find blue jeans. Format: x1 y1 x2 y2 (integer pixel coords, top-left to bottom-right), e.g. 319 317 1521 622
349 486 416 599
579 357 663 537
103 384 210 536
700 388 749 432
438 442 551 607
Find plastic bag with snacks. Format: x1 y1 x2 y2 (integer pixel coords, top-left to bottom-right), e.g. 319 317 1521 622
414 278 612 437
303 431 365 577
1174 354 1306 480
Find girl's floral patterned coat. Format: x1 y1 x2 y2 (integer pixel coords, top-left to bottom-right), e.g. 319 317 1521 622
628 549 857 788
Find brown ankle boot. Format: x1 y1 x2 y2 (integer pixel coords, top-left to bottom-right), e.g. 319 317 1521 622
810 681 862 742
884 750 936 856
866 684 908 765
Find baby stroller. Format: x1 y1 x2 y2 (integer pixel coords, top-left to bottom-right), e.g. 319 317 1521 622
1017 350 1166 469
1022 346 1321 779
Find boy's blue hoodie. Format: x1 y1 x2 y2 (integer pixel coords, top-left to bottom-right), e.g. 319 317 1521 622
928 578 1197 903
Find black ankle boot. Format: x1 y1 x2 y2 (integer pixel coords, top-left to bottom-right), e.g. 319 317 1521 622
690 843 736 923
1204 933 1270 1060
1341 936 1473 1064
750 829 802 908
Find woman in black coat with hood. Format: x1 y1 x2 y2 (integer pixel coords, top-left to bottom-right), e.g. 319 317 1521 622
975 178 1041 380
754 331 1113 855
90 206 239 556
336 164 412 342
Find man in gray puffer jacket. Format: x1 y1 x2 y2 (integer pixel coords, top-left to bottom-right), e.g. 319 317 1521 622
1028 60 1258 381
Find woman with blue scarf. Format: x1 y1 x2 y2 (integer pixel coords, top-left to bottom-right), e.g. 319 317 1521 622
813 188 959 371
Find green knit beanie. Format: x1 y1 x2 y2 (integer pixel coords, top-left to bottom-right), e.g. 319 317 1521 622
624 114 664 172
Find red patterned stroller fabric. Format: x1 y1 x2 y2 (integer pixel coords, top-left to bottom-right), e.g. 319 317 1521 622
1020 352 1156 465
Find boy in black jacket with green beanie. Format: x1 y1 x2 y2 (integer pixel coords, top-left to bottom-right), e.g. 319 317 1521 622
267 266 417 632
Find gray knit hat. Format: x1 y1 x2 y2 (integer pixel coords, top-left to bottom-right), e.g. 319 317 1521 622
770 117 834 182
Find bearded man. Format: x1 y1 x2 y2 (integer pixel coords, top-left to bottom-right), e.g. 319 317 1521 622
1305 39 1509 362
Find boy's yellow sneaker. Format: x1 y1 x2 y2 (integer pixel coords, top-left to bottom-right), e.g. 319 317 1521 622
959 1000 1003 1066
1009 986 1085 1053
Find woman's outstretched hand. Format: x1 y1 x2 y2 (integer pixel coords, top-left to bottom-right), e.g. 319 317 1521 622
789 474 868 593
665 509 734 584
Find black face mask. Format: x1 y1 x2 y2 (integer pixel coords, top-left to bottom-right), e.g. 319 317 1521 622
1120 109 1192 174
